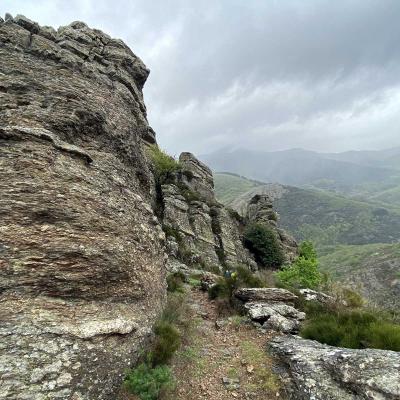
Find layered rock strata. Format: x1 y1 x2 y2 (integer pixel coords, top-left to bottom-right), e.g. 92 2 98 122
0 15 165 400
162 152 257 271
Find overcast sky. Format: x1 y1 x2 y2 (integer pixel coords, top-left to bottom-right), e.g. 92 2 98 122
3 0 400 155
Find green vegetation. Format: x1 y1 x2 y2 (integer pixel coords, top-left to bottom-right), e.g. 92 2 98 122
243 223 284 268
240 341 280 393
124 363 174 400
276 241 322 289
208 265 265 300
214 172 262 205
214 173 400 250
301 304 400 351
124 292 190 399
319 243 400 308
166 272 186 293
176 182 202 203
147 145 181 185
162 225 182 244
151 321 181 366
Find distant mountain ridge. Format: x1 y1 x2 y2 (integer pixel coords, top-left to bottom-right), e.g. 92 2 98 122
214 173 400 248
201 147 400 192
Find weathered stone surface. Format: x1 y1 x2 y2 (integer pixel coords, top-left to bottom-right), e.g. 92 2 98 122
244 302 305 333
234 288 297 303
179 152 214 202
299 288 335 305
0 17 165 400
269 335 400 400
161 154 256 271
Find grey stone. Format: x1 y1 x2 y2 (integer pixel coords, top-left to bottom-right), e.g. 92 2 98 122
269 335 400 400
0 17 166 400
299 288 335 305
4 13 13 21
14 14 40 33
244 302 305 333
234 287 298 303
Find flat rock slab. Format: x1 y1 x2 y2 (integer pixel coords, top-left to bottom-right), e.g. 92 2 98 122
234 287 297 303
269 335 400 400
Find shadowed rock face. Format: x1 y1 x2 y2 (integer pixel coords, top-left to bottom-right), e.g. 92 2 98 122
0 15 166 400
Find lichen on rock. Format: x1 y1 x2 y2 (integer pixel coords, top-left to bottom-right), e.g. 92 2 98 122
0 15 165 400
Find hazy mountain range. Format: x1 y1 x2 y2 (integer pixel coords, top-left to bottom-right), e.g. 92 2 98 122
201 147 400 202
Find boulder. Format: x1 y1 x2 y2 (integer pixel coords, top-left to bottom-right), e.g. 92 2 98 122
244 302 305 333
269 335 400 400
299 288 335 305
234 287 297 303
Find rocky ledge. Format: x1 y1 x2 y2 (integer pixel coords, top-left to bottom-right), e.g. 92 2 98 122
269 335 400 400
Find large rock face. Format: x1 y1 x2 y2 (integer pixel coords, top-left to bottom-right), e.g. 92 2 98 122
162 152 257 271
0 16 166 400
269 336 400 399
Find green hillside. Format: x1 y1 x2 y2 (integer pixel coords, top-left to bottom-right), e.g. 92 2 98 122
319 243 400 308
215 173 400 249
213 172 261 204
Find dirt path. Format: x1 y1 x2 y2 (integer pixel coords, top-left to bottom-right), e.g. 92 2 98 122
164 287 285 400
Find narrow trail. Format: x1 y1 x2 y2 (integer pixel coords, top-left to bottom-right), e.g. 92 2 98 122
164 287 285 400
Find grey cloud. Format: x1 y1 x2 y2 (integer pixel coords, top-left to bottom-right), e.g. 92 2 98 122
3 0 400 154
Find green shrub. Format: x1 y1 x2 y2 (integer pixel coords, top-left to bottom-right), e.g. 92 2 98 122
208 278 231 300
215 247 226 265
301 308 400 351
276 257 321 289
166 272 186 293
176 182 201 203
161 292 186 325
366 322 400 351
147 145 181 185
341 287 364 308
235 265 264 288
275 241 322 289
243 223 284 268
124 363 174 400
299 241 317 259
151 321 181 366
208 266 265 300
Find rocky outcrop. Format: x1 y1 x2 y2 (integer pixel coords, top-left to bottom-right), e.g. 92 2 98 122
245 303 305 333
161 152 256 271
0 15 165 400
299 288 335 305
234 287 297 303
234 288 305 333
269 335 400 399
246 194 298 262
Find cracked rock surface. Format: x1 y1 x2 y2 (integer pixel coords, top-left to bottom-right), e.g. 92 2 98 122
269 335 400 400
0 15 166 400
